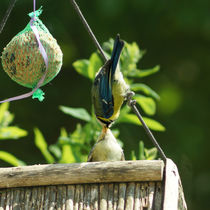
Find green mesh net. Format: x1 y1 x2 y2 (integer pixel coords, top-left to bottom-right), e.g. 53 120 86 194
1 7 63 89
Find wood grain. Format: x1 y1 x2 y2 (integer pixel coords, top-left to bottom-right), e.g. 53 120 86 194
0 182 164 210
0 160 164 189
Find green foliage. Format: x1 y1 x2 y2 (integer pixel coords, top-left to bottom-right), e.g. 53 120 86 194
34 128 55 164
131 141 158 160
34 39 163 163
33 110 102 163
0 151 26 166
0 103 27 139
0 103 27 166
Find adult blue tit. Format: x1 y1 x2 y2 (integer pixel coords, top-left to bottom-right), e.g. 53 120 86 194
92 34 129 127
87 126 125 162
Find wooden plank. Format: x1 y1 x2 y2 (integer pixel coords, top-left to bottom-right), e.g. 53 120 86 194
66 185 75 210
163 159 187 210
99 184 108 210
125 182 135 210
107 183 114 210
153 182 163 210
134 183 140 210
90 184 99 210
118 183 126 210
0 160 164 189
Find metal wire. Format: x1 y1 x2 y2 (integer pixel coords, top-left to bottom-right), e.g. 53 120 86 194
70 0 107 62
0 0 18 34
126 93 167 161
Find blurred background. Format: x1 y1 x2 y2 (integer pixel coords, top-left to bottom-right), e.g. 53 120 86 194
0 0 210 209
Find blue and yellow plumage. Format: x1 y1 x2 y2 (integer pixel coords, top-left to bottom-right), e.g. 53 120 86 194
92 35 129 127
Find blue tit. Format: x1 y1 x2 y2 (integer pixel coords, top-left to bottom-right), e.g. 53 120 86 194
92 34 129 127
87 126 124 162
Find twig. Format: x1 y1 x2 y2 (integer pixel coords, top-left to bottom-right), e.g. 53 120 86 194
70 0 167 162
70 0 107 62
0 0 18 34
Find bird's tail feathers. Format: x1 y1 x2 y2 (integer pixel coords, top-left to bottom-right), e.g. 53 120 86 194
111 34 124 77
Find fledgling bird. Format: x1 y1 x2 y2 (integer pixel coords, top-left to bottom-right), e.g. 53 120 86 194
92 34 129 128
87 126 125 162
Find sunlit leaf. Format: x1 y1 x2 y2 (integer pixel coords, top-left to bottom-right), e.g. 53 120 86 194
0 127 27 140
59 128 76 163
59 106 91 122
142 117 165 131
73 53 102 81
121 42 144 75
88 53 103 80
118 113 165 131
139 141 145 160
49 145 62 159
135 94 156 116
127 65 160 78
73 59 90 79
0 102 9 124
34 128 54 164
131 150 137 160
131 83 160 100
145 147 158 160
0 151 26 166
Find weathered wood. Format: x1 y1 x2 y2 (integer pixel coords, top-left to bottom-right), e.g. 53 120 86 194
153 182 163 210
125 182 135 210
0 160 164 189
0 159 188 209
0 182 163 210
163 159 187 210
99 184 108 210
118 183 126 210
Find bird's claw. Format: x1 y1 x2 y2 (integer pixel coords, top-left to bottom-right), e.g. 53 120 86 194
126 91 136 107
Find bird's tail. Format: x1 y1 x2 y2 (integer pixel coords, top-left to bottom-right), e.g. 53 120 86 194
111 34 124 77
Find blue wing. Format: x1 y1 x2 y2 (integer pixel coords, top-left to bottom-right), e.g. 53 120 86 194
93 35 124 120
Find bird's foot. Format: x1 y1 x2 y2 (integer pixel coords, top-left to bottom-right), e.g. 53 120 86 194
126 91 136 107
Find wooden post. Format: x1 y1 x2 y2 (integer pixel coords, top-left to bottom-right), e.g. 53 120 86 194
163 159 187 210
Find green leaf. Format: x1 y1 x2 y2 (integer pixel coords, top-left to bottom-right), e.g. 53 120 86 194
88 53 103 80
118 114 165 131
59 128 77 163
0 127 27 139
73 53 102 81
142 117 165 131
59 106 91 122
34 128 54 164
121 42 144 75
0 102 9 124
135 94 156 116
0 151 26 166
139 141 145 160
130 83 160 100
131 150 137 160
49 145 62 159
60 144 76 163
127 65 160 78
73 59 90 79
145 147 158 160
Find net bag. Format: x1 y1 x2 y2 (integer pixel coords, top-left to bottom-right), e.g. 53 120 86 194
1 8 63 89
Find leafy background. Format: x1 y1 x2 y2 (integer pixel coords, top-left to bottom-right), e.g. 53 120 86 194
0 0 210 209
